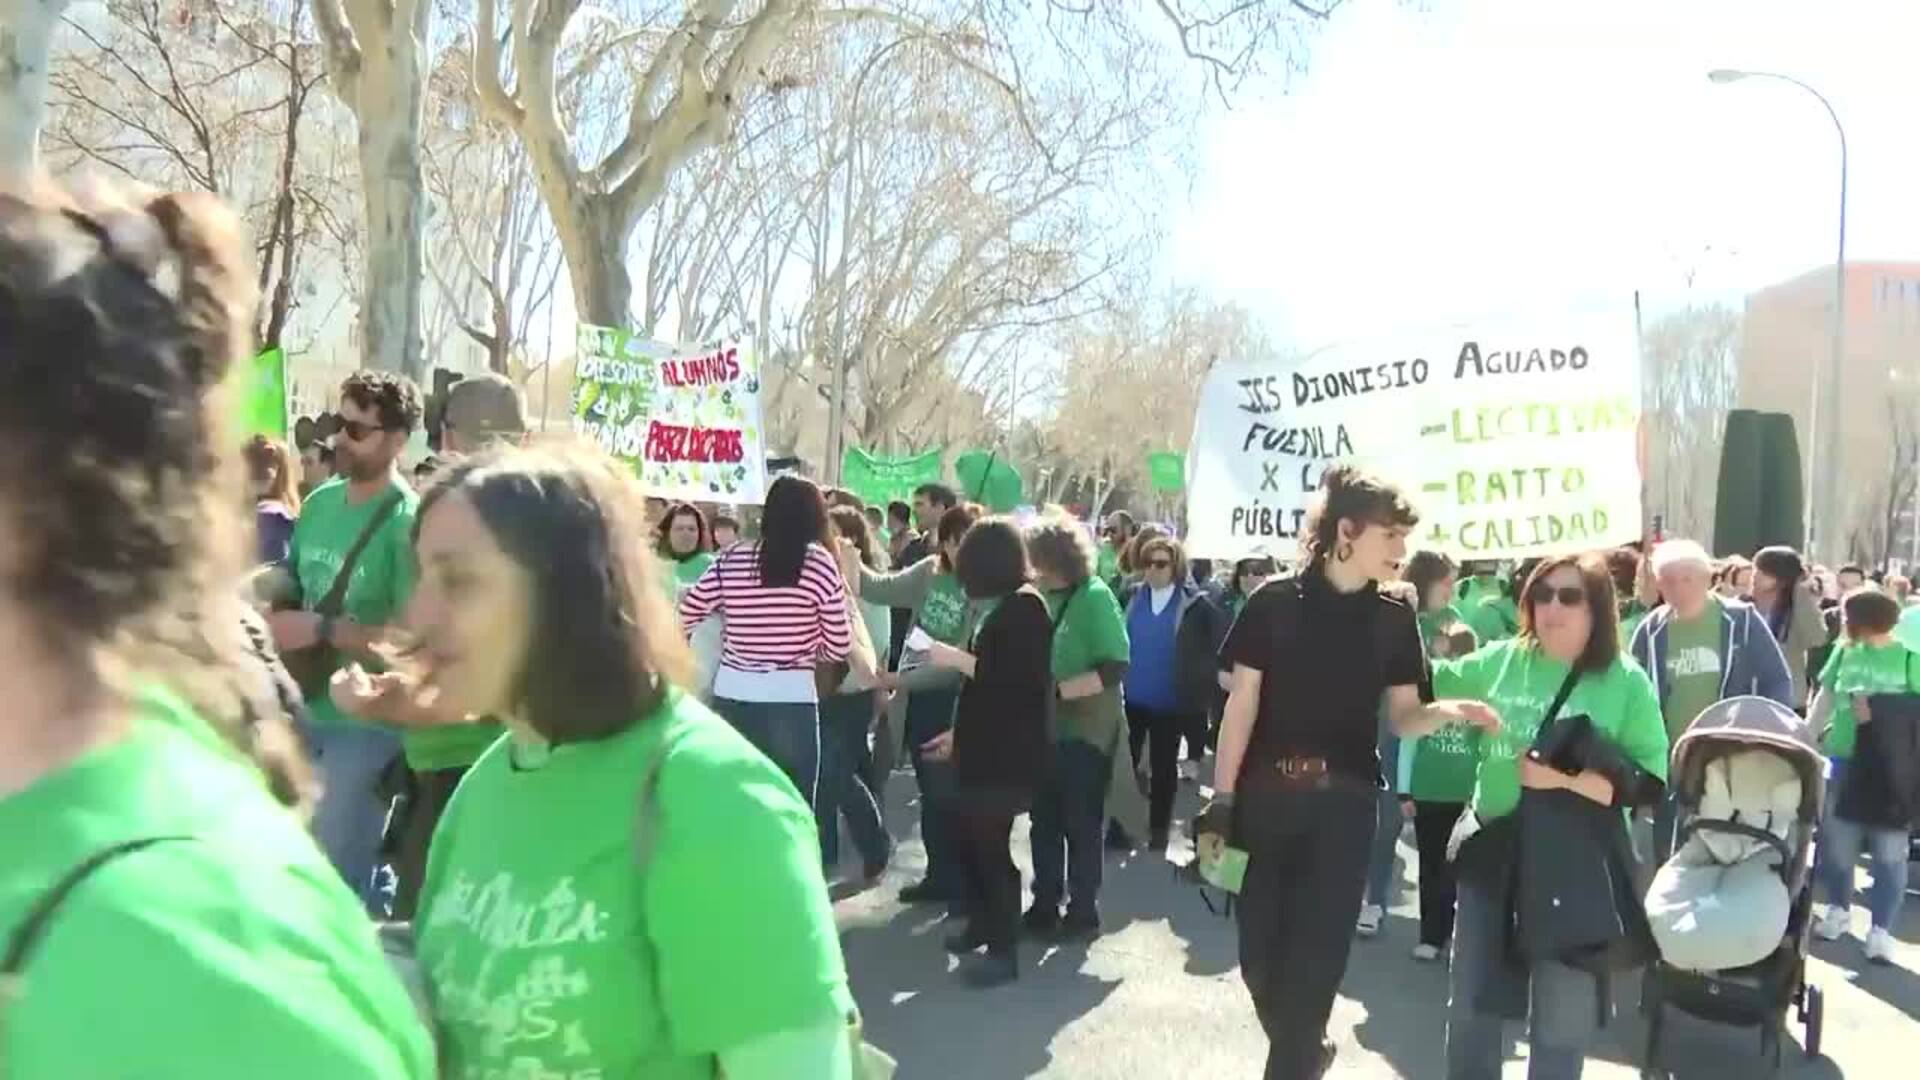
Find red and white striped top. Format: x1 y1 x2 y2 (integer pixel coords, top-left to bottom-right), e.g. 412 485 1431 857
677 542 853 674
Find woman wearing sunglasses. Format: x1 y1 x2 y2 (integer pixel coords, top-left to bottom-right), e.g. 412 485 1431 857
1433 554 1669 1080
1121 535 1226 851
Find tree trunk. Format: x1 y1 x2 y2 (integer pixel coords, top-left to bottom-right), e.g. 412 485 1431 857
352 20 428 382
554 193 633 329
0 0 67 181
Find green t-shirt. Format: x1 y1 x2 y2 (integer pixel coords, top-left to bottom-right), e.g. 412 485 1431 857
1619 601 1649 650
416 691 852 1078
0 690 434 1078
1816 640 1920 758
1455 576 1519 643
1096 542 1121 584
1047 578 1131 746
1432 639 1669 821
671 550 715 588
291 477 503 769
1661 601 1724 742
916 571 972 645
1405 612 1481 802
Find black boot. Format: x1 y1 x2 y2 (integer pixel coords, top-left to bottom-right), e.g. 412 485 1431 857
943 925 987 955
961 948 1019 989
1022 901 1060 937
1059 905 1101 943
899 878 946 905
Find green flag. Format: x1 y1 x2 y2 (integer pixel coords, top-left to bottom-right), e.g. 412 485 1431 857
954 449 1023 512
238 347 288 439
842 446 944 508
1147 450 1185 493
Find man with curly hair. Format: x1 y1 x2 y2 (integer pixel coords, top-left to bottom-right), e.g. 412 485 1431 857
267 370 423 911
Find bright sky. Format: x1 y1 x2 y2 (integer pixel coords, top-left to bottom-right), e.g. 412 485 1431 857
1171 0 1920 346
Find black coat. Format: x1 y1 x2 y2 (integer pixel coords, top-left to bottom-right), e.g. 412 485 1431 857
1838 693 1920 830
953 587 1055 798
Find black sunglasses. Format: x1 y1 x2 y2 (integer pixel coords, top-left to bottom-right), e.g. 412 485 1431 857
1528 582 1587 608
337 418 391 442
1147 558 1174 570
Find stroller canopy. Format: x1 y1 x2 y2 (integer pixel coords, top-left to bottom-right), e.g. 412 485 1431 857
1671 696 1826 821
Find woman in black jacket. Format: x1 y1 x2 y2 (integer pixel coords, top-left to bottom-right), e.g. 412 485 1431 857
923 517 1054 988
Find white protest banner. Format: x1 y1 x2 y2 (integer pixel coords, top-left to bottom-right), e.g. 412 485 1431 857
571 324 769 503
1185 309 1641 561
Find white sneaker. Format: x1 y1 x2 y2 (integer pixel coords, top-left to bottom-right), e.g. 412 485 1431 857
1356 904 1384 938
1813 906 1850 942
1412 943 1441 963
1865 928 1896 965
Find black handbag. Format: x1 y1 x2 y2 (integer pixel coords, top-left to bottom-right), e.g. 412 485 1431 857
1837 682 1920 830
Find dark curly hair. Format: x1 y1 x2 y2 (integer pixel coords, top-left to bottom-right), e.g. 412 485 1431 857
0 182 312 810
340 369 423 434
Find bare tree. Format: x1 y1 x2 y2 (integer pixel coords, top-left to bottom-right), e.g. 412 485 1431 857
1044 289 1270 518
422 49 563 376
1640 303 1740 543
46 1 343 350
0 0 74 178
1866 387 1920 570
310 0 430 379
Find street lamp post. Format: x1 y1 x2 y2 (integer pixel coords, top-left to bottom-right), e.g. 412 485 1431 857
1709 68 1848 561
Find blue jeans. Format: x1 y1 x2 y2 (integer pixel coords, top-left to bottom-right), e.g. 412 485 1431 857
1447 874 1598 1080
1365 734 1401 906
1820 761 1911 929
905 687 962 896
1029 739 1110 915
818 693 889 870
303 720 401 913
713 698 820 810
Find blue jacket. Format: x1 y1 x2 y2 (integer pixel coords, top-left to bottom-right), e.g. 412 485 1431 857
1629 597 1794 711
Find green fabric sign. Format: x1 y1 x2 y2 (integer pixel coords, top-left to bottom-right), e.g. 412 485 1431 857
842 447 944 508
954 449 1023 512
1147 450 1185 493
237 347 288 439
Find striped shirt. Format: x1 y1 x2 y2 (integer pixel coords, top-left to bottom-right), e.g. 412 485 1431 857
678 542 853 674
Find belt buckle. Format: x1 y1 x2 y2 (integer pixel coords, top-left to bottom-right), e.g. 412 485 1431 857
1278 756 1328 780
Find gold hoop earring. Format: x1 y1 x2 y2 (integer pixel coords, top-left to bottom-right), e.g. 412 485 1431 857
1335 541 1355 562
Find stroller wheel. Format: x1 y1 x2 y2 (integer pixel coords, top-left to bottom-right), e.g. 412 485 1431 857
1803 985 1825 1059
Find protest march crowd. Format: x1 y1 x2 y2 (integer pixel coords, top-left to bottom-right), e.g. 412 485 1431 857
5 181 1920 1080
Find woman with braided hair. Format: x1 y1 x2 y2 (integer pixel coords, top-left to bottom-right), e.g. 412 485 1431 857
0 183 432 1077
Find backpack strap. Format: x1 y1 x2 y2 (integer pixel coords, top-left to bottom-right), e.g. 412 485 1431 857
311 490 406 616
3 836 189 1005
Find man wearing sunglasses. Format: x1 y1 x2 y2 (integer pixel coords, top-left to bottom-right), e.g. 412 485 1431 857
266 370 424 912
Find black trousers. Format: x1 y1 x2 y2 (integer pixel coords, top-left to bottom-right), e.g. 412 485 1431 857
1126 704 1190 837
1235 778 1379 1080
388 765 468 920
1412 800 1466 950
956 798 1022 954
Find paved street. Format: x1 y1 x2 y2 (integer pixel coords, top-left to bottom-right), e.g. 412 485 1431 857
833 774 1919 1080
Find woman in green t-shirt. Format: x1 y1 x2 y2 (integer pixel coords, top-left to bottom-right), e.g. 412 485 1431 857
655 501 716 589
1223 557 1278 622
0 187 433 1078
1808 586 1916 961
1432 554 1669 1080
406 446 857 1079
1021 515 1131 940
1393 551 1480 963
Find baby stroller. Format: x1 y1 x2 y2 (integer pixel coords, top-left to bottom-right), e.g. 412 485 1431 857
1640 696 1827 1077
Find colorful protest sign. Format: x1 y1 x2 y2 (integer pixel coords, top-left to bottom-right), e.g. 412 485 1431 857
237 346 288 439
843 447 944 508
571 324 768 503
1147 451 1186 493
1184 310 1642 560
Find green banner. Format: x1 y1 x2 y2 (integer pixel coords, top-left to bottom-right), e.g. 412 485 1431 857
843 447 943 508
237 346 288 439
954 449 1023 512
1147 450 1185 493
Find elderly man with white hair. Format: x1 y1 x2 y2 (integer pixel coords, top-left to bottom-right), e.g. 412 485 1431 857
1628 538 1795 861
